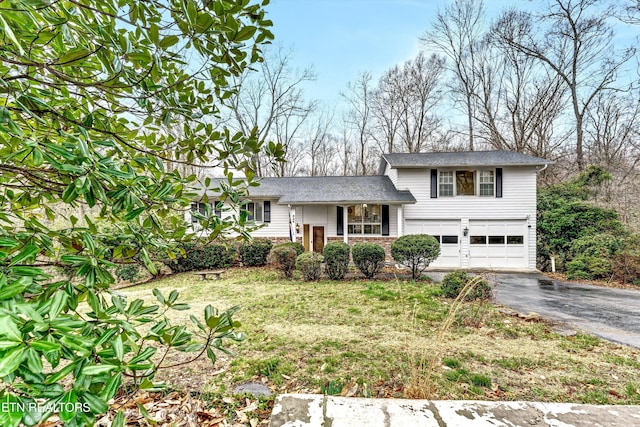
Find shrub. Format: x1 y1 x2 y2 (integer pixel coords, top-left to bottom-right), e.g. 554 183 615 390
566 256 612 280
115 264 140 282
277 241 305 256
441 270 492 301
270 244 298 279
569 233 624 258
168 242 236 273
612 235 640 284
296 252 324 281
351 243 386 279
239 238 273 267
323 242 350 280
391 234 440 279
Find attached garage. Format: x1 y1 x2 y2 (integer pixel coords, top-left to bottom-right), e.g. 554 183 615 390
405 219 461 268
468 220 528 269
404 218 530 269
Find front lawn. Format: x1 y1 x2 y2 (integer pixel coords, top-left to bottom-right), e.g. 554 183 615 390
121 267 640 405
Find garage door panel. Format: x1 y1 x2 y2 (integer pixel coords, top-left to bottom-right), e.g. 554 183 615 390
469 220 527 269
405 220 460 268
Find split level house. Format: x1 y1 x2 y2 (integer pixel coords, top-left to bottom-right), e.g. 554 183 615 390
191 150 552 270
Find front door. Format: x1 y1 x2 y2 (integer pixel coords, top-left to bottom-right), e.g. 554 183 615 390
312 226 325 253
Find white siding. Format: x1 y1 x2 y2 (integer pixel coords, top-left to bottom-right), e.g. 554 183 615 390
250 200 290 238
396 166 537 269
384 163 398 187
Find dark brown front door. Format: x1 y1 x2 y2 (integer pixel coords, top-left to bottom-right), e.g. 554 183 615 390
312 226 324 253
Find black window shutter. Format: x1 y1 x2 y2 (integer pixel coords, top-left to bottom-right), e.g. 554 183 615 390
264 201 271 222
430 169 438 198
337 206 344 236
381 205 390 236
214 201 222 218
496 168 503 198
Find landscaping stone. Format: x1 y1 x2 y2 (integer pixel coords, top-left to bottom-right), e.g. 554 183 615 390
233 381 274 397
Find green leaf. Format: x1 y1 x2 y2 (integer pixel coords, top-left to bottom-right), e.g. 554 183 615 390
113 335 124 361
0 276 31 300
100 373 122 401
82 364 118 376
112 410 125 427
58 48 90 65
30 340 61 352
0 345 26 377
0 393 24 427
45 360 80 385
0 316 21 342
136 402 158 425
58 389 78 422
9 244 39 266
48 290 69 319
159 35 179 49
81 391 109 415
25 347 43 374
234 26 257 41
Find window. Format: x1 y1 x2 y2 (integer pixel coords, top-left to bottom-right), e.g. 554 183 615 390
247 202 263 222
191 201 223 224
190 202 208 223
435 169 498 197
507 235 524 245
479 170 494 196
441 235 458 244
488 235 505 245
439 171 454 196
470 235 486 245
456 170 475 195
347 204 381 235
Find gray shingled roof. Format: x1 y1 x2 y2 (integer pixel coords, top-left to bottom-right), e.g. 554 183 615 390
380 150 552 173
203 176 415 205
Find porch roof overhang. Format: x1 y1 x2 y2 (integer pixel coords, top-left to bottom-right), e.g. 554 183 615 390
202 175 416 205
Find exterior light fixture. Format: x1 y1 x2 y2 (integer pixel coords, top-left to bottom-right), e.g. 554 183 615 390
463 227 469 237
296 223 300 233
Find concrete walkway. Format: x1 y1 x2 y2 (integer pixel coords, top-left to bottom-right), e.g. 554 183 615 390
269 394 640 427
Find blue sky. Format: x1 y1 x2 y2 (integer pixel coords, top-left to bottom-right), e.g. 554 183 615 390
266 0 438 104
263 1 637 107
264 0 511 105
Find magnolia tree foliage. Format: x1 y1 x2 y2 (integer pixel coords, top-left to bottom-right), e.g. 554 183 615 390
0 0 282 425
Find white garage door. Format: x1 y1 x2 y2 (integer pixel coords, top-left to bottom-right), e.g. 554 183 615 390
468 220 527 268
405 220 460 268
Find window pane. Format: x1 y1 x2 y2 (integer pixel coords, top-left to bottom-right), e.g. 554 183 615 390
442 235 458 244
488 235 505 244
255 202 263 222
470 236 486 245
431 235 441 243
439 171 454 197
456 170 475 195
507 235 524 244
247 202 255 220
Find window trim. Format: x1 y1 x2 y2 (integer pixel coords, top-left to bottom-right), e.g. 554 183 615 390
347 203 383 235
438 168 496 197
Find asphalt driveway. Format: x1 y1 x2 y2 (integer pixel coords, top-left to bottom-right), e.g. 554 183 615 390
489 273 640 348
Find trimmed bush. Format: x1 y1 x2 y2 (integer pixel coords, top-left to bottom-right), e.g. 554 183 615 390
115 264 140 282
277 241 305 256
441 270 492 301
239 238 273 267
567 255 612 280
167 242 236 273
391 234 440 279
352 242 385 279
296 252 324 281
323 242 350 280
271 243 299 279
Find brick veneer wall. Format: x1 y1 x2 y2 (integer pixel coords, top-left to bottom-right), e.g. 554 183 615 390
265 237 303 245
327 236 396 261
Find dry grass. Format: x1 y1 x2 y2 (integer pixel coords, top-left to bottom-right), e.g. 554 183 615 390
120 267 640 405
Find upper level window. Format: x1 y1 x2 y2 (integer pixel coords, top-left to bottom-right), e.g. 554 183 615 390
479 170 494 196
348 204 381 234
456 171 475 195
439 171 454 196
438 169 495 197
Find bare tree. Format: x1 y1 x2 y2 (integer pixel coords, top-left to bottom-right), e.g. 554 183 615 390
225 46 317 176
423 0 486 151
493 0 636 170
473 34 570 160
371 66 402 153
306 109 337 176
342 72 375 175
